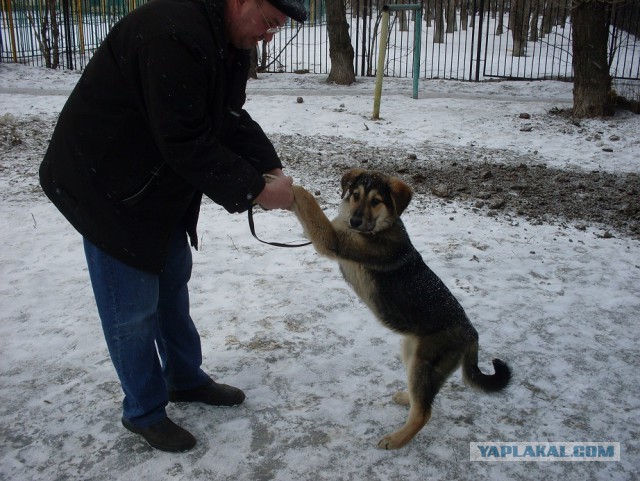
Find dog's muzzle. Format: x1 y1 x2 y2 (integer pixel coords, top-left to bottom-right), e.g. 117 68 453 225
349 216 375 232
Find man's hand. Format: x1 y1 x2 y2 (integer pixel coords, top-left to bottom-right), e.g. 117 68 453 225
255 173 294 210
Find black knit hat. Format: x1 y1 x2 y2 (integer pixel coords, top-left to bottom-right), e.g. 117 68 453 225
267 0 307 22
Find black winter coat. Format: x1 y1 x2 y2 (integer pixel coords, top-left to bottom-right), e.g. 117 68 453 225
39 0 281 273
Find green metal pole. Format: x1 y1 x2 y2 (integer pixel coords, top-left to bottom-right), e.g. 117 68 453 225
372 9 390 120
412 7 422 99
373 4 422 118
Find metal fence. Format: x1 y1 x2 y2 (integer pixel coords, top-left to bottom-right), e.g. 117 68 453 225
0 0 147 70
2 0 639 85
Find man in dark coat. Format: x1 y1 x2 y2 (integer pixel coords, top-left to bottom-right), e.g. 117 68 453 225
39 0 307 452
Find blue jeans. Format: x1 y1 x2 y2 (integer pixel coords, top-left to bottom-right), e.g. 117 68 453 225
83 228 209 427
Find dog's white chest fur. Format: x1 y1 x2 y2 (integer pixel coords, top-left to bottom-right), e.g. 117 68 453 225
339 260 377 310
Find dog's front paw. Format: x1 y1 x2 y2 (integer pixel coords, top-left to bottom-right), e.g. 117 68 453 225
291 185 308 198
290 185 308 211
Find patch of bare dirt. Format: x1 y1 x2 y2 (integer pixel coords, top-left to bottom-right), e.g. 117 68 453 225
274 134 640 240
2 115 638 239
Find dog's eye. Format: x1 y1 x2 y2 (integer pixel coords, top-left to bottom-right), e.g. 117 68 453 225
371 198 382 207
352 192 360 201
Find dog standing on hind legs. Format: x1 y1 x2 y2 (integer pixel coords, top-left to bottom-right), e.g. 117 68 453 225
291 169 511 450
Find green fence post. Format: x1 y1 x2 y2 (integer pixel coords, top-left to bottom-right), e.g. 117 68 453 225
373 4 422 118
413 6 422 99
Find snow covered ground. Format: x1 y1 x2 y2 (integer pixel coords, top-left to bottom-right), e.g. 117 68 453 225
0 63 639 480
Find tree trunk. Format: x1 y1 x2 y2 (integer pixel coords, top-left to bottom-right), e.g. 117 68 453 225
495 0 505 35
248 46 258 79
399 10 409 32
326 0 356 84
541 0 554 36
529 1 540 42
510 0 530 57
434 0 445 43
260 41 268 70
572 0 614 117
425 1 434 25
38 0 60 69
461 0 468 30
446 0 457 34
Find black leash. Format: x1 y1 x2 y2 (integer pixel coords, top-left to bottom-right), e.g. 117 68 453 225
248 204 311 248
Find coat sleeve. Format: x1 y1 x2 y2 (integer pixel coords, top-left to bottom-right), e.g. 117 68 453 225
132 34 270 213
224 109 283 174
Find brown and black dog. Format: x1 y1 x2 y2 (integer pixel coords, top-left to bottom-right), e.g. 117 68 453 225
291 169 511 450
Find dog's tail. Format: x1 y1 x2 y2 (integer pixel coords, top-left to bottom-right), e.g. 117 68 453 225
462 342 511 393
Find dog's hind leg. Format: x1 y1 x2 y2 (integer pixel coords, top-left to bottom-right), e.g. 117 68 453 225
392 391 411 405
377 336 462 450
390 336 416 406
378 336 432 450
377 399 432 450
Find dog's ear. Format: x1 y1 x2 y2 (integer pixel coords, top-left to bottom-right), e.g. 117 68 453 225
340 169 366 198
389 177 413 215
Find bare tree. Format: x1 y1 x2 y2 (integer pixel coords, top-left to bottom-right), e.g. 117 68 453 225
510 0 531 57
398 0 409 32
28 0 60 68
541 0 555 37
572 0 617 117
248 46 258 79
326 0 356 84
248 42 271 78
434 0 445 42
424 0 435 26
446 0 457 34
495 0 506 35
461 0 469 30
529 0 540 42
